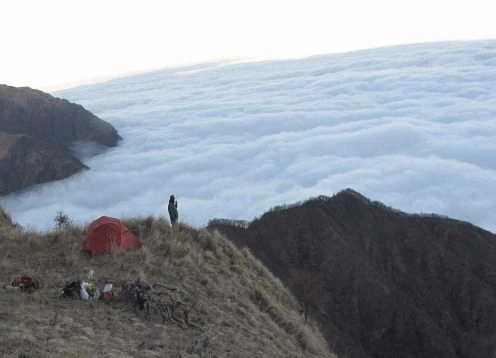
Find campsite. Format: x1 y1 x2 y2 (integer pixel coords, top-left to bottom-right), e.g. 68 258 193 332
0 215 331 358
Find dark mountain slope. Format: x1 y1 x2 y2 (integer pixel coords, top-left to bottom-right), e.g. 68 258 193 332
0 84 120 148
209 189 496 358
0 84 121 194
0 132 86 195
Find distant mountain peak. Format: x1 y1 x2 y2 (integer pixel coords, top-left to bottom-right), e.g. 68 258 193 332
265 189 394 219
334 188 370 202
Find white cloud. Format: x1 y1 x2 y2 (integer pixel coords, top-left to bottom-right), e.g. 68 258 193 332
2 41 496 233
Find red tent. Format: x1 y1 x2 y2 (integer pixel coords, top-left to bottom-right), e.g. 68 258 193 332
83 216 141 255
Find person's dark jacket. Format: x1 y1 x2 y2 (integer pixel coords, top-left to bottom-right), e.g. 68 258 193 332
168 200 178 224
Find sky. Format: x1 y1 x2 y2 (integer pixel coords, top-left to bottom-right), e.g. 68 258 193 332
1 0 496 90
2 40 496 233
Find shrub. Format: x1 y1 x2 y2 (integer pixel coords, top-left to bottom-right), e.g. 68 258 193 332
54 210 72 229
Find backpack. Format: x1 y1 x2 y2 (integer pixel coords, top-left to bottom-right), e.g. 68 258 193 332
62 280 82 298
11 276 40 293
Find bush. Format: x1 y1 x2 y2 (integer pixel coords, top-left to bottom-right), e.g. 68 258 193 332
54 210 72 229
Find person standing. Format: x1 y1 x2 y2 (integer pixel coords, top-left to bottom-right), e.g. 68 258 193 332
168 195 178 226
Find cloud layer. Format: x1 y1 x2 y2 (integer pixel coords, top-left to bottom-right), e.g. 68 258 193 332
2 41 496 232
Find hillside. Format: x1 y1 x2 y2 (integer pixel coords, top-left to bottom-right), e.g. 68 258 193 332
0 84 120 148
0 132 86 195
0 84 121 195
0 206 13 229
209 189 496 358
0 213 333 358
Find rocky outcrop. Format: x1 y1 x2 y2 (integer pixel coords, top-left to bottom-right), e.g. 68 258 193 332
209 189 496 358
0 84 120 195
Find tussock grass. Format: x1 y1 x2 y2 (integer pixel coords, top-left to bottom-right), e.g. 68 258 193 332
0 216 334 357
0 206 13 225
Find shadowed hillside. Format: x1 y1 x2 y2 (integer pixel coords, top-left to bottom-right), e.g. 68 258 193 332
0 84 121 195
0 84 120 148
209 189 496 358
0 212 333 358
0 132 86 195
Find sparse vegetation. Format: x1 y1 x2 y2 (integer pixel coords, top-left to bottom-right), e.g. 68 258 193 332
207 218 250 229
53 210 72 229
0 214 334 358
0 206 14 228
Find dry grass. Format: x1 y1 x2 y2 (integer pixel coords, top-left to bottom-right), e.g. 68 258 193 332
0 205 14 229
0 216 334 358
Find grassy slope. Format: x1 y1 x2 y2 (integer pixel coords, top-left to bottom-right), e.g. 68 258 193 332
0 216 333 358
0 206 13 227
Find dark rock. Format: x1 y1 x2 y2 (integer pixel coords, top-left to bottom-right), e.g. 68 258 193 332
209 189 496 358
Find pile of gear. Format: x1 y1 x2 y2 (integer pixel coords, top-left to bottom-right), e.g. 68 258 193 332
62 279 115 302
3 273 195 328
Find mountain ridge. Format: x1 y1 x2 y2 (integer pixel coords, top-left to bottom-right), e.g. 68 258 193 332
209 189 496 358
0 84 121 195
0 84 120 148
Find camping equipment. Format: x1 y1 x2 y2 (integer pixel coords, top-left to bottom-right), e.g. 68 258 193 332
83 216 141 255
11 275 40 293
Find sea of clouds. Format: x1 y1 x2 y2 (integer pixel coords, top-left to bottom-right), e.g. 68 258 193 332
2 40 496 232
